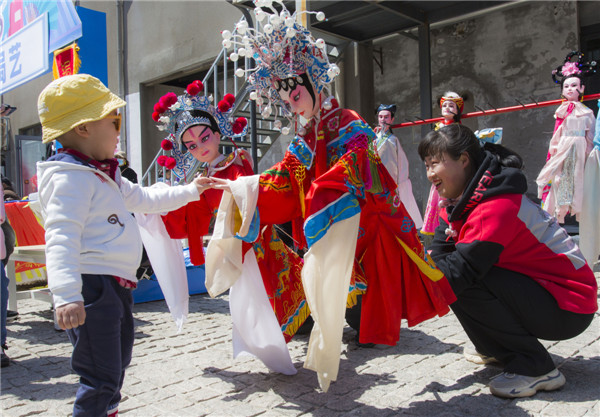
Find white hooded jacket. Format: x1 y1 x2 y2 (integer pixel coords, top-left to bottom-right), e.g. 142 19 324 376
37 159 200 307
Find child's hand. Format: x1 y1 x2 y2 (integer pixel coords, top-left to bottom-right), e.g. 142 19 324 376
192 176 216 194
209 177 232 193
56 301 86 330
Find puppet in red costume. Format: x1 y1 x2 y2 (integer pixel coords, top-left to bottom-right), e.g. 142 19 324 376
421 92 464 236
153 82 306 375
208 0 455 392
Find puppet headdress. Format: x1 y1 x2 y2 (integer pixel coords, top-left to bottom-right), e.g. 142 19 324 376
222 0 339 132
552 51 597 85
152 80 248 142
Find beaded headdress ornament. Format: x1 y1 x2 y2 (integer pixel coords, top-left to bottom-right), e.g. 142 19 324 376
152 80 248 179
222 0 339 134
552 51 597 85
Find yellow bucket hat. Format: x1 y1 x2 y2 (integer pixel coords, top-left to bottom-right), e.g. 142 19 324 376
38 74 126 143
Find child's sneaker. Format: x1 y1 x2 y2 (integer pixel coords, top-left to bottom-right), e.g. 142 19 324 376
489 368 565 398
463 347 500 365
1 345 9 368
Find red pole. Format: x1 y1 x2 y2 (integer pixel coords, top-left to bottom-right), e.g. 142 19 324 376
391 93 600 129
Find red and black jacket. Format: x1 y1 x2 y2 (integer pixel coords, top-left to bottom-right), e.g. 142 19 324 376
430 151 597 314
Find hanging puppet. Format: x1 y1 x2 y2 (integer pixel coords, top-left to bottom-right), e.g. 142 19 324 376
536 51 597 223
374 103 423 228
422 92 464 235
153 82 308 375
207 0 455 392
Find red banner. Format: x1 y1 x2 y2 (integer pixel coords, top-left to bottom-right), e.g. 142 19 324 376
52 42 81 79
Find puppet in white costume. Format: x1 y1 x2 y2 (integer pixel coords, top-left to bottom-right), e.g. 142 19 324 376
374 103 423 228
536 51 597 222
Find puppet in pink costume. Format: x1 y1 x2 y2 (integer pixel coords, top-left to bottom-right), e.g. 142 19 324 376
536 52 597 223
421 92 463 235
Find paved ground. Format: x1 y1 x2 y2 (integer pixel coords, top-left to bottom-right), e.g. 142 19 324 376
1 275 599 417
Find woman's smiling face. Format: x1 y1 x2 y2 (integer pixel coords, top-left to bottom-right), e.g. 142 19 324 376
181 124 221 163
423 151 470 199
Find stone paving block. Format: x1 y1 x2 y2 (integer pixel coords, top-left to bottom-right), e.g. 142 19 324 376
542 400 593 417
0 391 28 410
122 378 156 396
260 407 306 416
346 405 398 416
154 393 195 412
2 401 51 416
583 402 600 417
182 385 223 402
202 398 266 416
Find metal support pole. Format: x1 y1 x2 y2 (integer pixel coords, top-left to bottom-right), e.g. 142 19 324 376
418 22 432 138
250 100 258 172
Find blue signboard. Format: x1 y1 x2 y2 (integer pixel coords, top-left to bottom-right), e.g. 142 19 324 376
0 0 82 52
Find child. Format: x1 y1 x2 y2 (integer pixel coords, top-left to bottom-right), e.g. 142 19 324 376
418 124 597 398
36 74 213 417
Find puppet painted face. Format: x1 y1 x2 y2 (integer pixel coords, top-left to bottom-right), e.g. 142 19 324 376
378 110 394 132
275 74 319 120
562 77 584 102
441 100 459 121
181 124 221 164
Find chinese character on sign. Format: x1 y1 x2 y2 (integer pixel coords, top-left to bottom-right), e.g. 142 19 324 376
9 42 22 77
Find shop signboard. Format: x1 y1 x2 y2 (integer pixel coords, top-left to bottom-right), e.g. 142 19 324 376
0 12 47 94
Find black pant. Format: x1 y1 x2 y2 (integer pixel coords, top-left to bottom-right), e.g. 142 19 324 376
67 275 134 417
451 266 594 376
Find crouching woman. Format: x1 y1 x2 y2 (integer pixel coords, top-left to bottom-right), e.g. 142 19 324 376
418 124 597 398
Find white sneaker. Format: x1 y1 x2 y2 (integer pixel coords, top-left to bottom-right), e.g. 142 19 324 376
489 368 565 398
463 347 500 365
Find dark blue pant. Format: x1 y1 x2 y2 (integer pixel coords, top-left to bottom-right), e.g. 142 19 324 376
67 275 134 417
451 266 594 376
1 260 8 347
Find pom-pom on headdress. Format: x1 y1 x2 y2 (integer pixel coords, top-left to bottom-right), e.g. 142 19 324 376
222 0 339 133
153 80 248 142
552 51 598 85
